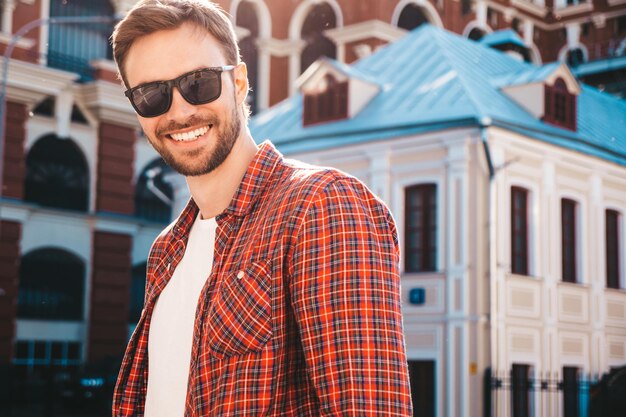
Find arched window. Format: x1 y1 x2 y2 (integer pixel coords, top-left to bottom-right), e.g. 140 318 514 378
18 248 85 320
129 263 147 323
236 1 260 114
565 48 585 67
468 27 487 41
135 158 173 223
300 3 337 74
24 134 89 212
48 0 115 81
397 4 430 31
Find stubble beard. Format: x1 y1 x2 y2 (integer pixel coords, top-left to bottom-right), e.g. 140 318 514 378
149 105 242 177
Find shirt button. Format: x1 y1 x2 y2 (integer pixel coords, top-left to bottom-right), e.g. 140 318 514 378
237 271 244 279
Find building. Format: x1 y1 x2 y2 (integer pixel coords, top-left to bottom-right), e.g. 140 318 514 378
216 0 626 113
0 1 170 402
1 0 625 415
249 24 626 417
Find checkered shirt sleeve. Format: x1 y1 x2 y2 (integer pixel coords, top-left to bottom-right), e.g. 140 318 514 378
289 176 413 416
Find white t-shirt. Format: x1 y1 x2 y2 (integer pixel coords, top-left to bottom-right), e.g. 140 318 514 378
144 214 217 417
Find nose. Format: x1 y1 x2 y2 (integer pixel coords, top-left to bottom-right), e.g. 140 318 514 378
165 86 197 121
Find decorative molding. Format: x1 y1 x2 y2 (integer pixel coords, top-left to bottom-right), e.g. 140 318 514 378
255 37 306 57
325 20 407 45
510 0 549 18
0 34 35 49
591 14 606 29
110 0 135 14
91 59 119 73
78 80 139 128
0 57 78 105
233 25 251 41
553 2 594 18
94 217 140 235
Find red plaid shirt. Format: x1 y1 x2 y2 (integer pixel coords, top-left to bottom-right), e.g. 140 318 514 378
113 141 412 416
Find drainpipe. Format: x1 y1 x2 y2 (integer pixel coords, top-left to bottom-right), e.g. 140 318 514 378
480 117 497 417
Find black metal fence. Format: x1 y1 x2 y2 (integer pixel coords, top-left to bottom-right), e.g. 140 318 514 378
485 366 626 417
0 360 117 417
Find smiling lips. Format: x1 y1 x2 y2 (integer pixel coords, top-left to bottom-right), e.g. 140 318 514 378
169 125 211 142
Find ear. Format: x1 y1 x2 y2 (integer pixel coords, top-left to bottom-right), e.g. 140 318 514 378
233 62 249 106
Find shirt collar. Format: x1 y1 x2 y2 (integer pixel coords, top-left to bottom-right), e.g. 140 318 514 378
171 140 282 238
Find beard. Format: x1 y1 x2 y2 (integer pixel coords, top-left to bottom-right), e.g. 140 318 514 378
148 104 242 177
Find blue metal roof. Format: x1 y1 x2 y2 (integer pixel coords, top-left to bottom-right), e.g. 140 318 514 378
250 24 626 166
479 29 526 49
571 55 626 77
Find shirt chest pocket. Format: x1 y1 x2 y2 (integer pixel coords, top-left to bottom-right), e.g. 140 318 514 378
205 259 273 359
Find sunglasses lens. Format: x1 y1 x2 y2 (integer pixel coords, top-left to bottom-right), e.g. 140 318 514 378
131 83 171 117
179 70 221 104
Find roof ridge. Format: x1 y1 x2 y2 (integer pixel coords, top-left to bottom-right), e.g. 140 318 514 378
432 28 492 120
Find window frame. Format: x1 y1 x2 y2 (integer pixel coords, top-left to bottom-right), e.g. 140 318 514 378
404 183 438 273
544 77 577 131
561 198 579 283
511 186 530 276
606 209 622 289
303 73 349 126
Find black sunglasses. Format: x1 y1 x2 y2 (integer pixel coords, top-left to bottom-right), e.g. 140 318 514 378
124 65 235 118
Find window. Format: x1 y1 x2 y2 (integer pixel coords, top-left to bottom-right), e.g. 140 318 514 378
606 209 621 289
25 134 89 212
408 360 435 417
405 184 437 272
397 4 430 30
511 187 529 275
562 366 579 417
135 158 173 223
544 78 577 131
511 364 531 417
236 1 260 114
300 3 337 74
468 27 487 41
18 248 85 320
13 340 81 371
566 48 585 67
561 198 578 283
303 73 348 126
48 0 115 81
461 0 472 16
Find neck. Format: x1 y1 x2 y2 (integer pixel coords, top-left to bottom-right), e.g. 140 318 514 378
185 128 258 220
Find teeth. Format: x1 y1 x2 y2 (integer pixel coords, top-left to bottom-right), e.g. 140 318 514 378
170 126 210 141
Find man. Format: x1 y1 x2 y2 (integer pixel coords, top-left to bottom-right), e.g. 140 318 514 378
111 1 412 416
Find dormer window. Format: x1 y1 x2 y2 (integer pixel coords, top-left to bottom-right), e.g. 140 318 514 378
544 77 577 131
303 74 348 126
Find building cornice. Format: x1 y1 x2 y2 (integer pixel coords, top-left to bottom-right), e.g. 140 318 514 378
256 37 306 57
110 0 135 14
553 2 594 18
324 20 407 45
487 0 622 31
78 80 139 128
510 0 549 18
1 57 78 106
0 33 35 50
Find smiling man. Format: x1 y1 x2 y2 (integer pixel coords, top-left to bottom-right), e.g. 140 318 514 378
111 1 412 416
